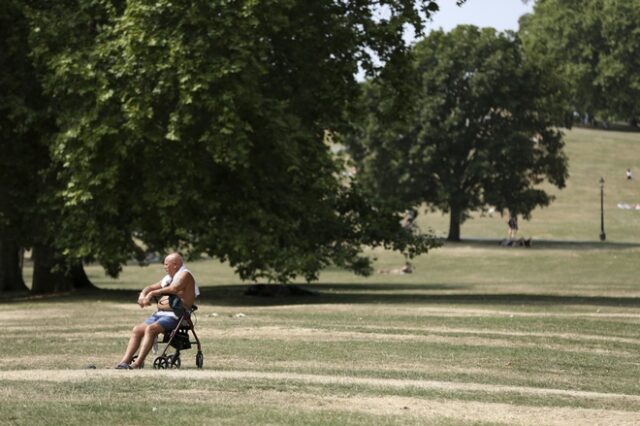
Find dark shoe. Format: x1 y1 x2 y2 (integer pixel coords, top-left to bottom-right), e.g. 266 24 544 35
115 362 132 370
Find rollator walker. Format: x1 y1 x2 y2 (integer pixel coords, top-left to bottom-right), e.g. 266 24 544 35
151 304 203 369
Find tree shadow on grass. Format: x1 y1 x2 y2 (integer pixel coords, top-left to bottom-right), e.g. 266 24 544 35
33 283 638 308
197 285 640 308
575 123 640 133
454 238 640 251
4 281 640 308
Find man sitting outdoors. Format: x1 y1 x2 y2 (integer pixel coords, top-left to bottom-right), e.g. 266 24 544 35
115 252 199 369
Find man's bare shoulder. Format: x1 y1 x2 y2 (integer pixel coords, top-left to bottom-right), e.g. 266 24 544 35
172 270 195 289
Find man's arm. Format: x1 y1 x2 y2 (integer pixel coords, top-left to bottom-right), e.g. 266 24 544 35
138 281 162 307
144 273 193 302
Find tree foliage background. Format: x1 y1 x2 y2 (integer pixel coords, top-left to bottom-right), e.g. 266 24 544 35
345 26 569 241
1 0 444 291
520 0 640 125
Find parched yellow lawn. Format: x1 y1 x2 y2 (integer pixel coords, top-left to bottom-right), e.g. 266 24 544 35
5 125 640 424
1 369 639 425
2 251 640 426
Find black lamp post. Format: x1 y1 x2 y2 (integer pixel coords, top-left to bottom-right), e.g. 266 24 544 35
599 177 606 241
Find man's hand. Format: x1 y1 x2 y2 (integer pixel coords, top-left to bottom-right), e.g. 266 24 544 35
143 294 153 307
137 292 151 308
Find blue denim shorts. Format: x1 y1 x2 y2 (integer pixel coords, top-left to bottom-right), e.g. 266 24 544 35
144 312 179 331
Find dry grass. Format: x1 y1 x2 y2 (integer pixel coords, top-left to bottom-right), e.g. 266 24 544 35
3 128 640 425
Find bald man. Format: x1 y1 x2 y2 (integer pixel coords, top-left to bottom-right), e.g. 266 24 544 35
115 253 199 369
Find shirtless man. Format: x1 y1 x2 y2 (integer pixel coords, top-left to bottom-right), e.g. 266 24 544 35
115 253 198 369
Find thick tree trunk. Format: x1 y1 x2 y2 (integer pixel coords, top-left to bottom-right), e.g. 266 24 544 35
31 244 73 294
0 238 29 294
447 205 462 242
31 245 96 294
70 262 96 290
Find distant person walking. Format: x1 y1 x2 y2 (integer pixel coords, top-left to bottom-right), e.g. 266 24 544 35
626 168 632 180
507 216 518 240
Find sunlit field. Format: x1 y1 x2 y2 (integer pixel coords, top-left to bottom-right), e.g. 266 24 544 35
420 127 640 242
2 127 640 425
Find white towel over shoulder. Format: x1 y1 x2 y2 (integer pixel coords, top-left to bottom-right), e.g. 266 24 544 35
161 265 200 297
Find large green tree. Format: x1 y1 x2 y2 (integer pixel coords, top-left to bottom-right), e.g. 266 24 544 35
346 26 569 241
0 0 96 295
26 0 443 283
520 0 640 125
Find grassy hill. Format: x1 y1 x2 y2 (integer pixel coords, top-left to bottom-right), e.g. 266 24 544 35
418 127 640 242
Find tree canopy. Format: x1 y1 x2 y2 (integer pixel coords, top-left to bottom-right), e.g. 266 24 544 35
346 26 569 241
520 0 640 125
17 0 442 285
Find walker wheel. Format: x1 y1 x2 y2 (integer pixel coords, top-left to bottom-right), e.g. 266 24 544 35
168 354 181 369
153 356 168 369
196 351 203 369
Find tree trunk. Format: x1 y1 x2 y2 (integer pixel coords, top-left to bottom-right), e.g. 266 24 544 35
70 262 96 290
0 237 29 294
31 244 96 294
447 205 462 242
31 244 73 294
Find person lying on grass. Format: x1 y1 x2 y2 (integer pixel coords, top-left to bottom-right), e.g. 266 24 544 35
115 252 199 369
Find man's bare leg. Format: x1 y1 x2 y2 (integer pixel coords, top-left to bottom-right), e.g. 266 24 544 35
130 323 164 368
118 323 148 366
